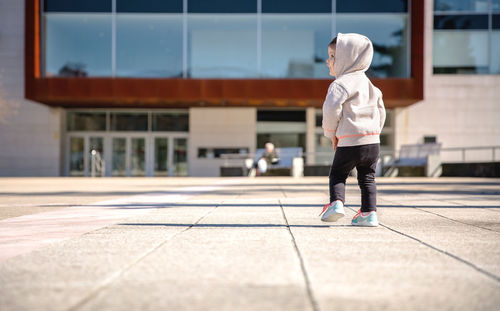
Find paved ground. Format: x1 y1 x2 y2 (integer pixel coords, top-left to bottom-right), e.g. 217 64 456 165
0 177 499 311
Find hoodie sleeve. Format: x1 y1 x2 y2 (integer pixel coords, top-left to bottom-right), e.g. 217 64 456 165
377 92 386 131
322 82 348 138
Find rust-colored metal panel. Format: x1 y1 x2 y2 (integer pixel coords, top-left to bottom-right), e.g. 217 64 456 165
30 78 421 109
25 1 424 109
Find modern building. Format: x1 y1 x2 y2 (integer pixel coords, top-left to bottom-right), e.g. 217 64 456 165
0 0 498 177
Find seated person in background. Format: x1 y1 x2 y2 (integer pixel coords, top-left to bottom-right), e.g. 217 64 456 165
251 142 280 176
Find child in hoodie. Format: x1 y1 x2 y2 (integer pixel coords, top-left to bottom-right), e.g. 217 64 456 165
319 33 386 227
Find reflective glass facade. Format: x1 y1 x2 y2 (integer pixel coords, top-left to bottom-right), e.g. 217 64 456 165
42 0 410 78
433 0 500 74
44 14 112 76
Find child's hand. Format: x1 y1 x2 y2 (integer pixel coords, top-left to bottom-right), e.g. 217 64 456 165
332 136 338 150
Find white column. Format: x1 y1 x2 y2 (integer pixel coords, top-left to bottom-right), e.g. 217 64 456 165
306 107 316 165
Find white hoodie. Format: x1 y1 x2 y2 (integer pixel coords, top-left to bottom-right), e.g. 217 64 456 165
322 33 386 147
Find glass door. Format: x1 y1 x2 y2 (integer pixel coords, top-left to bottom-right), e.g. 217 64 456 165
69 137 85 176
112 137 127 176
173 138 188 176
130 137 146 176
88 136 104 176
153 136 188 177
111 136 148 177
154 137 169 176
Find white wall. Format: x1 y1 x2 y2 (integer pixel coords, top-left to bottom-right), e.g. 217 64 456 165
0 0 62 176
394 0 500 162
188 108 256 176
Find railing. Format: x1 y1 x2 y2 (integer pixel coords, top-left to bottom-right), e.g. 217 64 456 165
440 146 500 163
90 150 105 177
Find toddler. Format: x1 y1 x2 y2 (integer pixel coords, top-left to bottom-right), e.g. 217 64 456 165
319 33 386 227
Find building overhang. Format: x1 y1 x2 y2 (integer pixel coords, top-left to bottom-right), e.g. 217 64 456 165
25 0 424 109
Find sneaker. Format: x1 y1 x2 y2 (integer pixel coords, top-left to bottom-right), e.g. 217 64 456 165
320 200 345 222
351 210 379 227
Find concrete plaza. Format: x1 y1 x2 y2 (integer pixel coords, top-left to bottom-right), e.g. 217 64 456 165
0 177 499 311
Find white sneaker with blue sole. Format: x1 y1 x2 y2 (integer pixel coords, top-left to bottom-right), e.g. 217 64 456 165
320 200 345 222
351 210 379 227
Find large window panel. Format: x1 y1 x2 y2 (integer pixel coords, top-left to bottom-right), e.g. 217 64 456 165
262 14 331 78
337 0 407 13
44 14 112 77
262 0 331 13
110 113 148 131
117 0 183 13
44 0 111 12
67 112 106 131
336 14 409 77
152 112 189 131
494 0 500 11
434 14 488 29
188 14 257 78
116 14 182 77
433 31 489 74
188 0 256 13
494 14 500 28
434 0 489 12
492 31 500 74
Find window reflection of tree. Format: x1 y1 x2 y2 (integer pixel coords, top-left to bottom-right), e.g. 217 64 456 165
58 63 88 77
369 25 407 78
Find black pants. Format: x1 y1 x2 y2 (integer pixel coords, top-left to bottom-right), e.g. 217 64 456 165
329 143 380 212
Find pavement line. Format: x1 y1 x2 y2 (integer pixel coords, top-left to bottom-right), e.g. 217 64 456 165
341 205 500 283
379 197 500 233
379 224 500 283
0 180 236 261
67 203 222 311
414 207 500 234
279 200 320 311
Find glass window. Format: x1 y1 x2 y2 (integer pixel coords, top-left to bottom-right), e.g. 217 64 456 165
262 0 331 13
492 31 500 74
188 14 257 78
494 14 500 28
336 14 409 77
44 14 112 77
434 0 489 12
315 113 322 127
117 0 183 13
494 0 500 11
110 113 148 131
152 113 189 131
116 14 183 77
257 133 306 149
198 148 249 158
44 0 111 12
257 110 306 122
337 0 407 13
262 14 331 78
434 14 488 29
433 31 489 74
188 0 256 13
67 112 106 131
433 31 488 74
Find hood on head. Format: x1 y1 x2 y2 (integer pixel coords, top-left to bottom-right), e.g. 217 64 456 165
334 33 374 77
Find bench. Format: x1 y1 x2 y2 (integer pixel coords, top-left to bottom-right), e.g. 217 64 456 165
245 147 304 177
384 143 442 177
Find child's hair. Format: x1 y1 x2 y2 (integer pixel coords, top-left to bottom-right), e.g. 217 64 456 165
328 37 337 48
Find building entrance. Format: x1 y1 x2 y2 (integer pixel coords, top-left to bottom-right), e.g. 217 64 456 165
66 133 188 177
